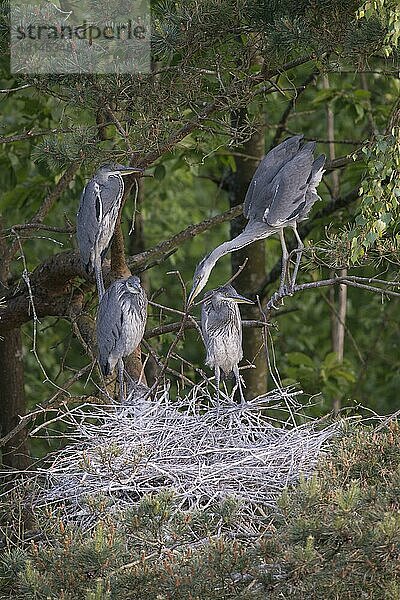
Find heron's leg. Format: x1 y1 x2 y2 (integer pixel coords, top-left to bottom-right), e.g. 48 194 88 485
124 369 136 397
290 223 304 289
215 366 220 409
95 263 105 300
231 372 238 401
278 228 290 291
118 358 125 403
233 365 246 405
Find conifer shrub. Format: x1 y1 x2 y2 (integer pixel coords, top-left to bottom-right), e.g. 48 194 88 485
0 422 399 599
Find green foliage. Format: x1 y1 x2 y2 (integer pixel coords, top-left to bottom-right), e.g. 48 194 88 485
270 421 400 597
351 128 400 262
358 0 400 56
283 351 356 412
1 424 399 598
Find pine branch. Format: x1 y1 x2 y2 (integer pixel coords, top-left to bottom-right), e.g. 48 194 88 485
128 204 243 270
0 84 31 93
326 152 362 171
0 363 93 449
6 223 74 234
0 205 243 331
264 276 400 315
0 252 86 332
144 318 273 340
135 55 315 169
4 163 80 267
0 128 72 144
272 70 318 147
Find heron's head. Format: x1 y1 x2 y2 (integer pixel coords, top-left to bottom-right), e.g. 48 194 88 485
187 255 214 308
125 275 142 294
205 284 254 308
97 163 144 182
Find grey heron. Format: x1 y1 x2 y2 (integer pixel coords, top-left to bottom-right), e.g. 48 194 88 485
96 275 147 400
76 163 144 299
201 284 253 405
188 136 326 306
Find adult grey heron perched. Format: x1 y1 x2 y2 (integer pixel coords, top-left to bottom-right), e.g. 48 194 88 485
76 163 144 299
97 275 147 400
188 136 326 306
201 284 253 404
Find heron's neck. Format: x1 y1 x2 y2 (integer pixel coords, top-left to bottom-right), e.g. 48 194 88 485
207 222 272 267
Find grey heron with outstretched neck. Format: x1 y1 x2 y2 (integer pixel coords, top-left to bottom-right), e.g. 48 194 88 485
188 136 325 306
76 163 144 299
97 275 147 401
201 284 253 405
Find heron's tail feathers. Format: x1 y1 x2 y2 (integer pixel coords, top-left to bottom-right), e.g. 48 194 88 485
310 154 326 184
301 140 316 154
99 358 112 377
95 263 105 300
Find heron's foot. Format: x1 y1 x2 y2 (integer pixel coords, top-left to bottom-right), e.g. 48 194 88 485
286 283 296 297
268 286 289 310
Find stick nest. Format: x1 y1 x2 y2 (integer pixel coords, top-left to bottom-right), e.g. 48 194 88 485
25 383 338 530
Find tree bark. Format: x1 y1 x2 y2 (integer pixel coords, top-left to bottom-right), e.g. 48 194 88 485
0 329 29 469
0 221 30 469
323 75 346 415
229 117 267 399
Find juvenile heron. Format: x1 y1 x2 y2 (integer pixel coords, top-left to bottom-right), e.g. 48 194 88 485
188 136 326 305
201 284 253 405
76 163 143 299
97 275 147 401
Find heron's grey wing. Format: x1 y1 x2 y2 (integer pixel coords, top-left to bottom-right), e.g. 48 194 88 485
201 303 210 349
232 302 242 346
96 282 125 374
243 135 303 220
263 144 315 227
130 288 148 342
99 175 124 217
137 288 148 325
76 180 102 272
298 154 326 221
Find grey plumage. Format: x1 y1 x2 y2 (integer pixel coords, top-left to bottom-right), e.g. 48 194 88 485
243 135 305 221
76 163 143 299
188 136 326 305
96 275 147 380
201 284 253 404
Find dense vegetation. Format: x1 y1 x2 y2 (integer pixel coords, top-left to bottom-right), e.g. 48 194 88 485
0 1 399 595
0 422 399 599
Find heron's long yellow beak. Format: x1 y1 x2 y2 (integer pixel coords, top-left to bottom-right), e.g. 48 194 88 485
187 286 198 308
228 294 254 304
116 167 144 176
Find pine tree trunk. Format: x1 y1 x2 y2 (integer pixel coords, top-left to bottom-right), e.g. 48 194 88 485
229 121 267 399
0 329 29 469
0 220 30 469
